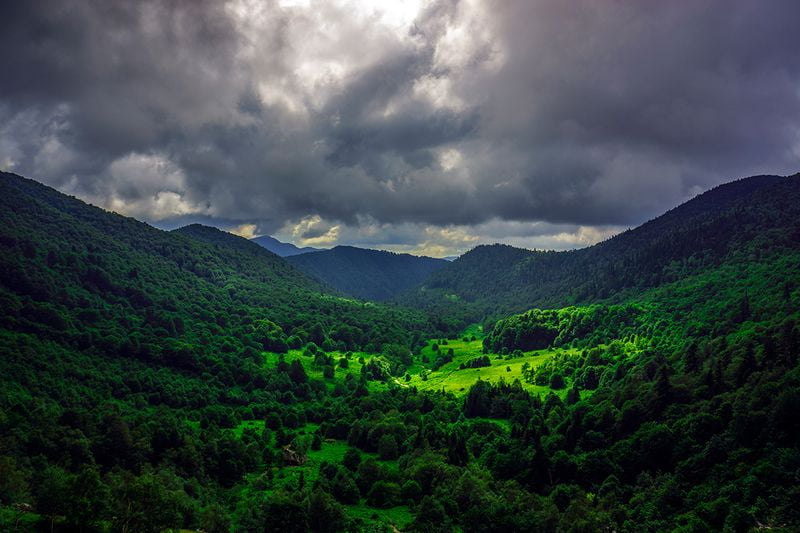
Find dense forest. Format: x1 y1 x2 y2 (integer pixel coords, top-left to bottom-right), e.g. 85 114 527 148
399 174 800 322
287 246 447 301
1 171 799 532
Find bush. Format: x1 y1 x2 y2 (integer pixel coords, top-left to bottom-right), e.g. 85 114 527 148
366 480 400 508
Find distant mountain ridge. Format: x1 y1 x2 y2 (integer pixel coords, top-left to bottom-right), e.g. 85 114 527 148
250 234 322 257
398 173 800 320
287 245 448 301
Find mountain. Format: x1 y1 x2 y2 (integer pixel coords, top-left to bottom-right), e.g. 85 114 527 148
399 173 800 321
1 170 800 532
0 170 439 360
251 234 322 256
0 171 445 529
286 245 448 301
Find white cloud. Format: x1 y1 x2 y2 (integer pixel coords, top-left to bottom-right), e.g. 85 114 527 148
271 214 623 257
99 153 211 220
229 223 259 239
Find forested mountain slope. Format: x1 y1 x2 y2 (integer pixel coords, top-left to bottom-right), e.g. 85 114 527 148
399 174 800 321
461 185 800 532
0 172 434 358
1 170 799 532
172 224 328 291
287 246 447 301
0 171 442 530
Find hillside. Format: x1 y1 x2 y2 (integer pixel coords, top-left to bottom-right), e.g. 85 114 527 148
287 246 448 301
0 171 450 530
1 170 799 533
251 234 322 257
400 174 800 321
0 172 436 355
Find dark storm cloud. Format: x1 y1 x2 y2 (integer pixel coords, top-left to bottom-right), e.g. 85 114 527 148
1 0 799 246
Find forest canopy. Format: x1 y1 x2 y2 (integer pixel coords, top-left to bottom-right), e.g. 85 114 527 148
1 172 799 532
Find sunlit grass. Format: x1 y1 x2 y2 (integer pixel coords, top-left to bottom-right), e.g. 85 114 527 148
405 335 575 396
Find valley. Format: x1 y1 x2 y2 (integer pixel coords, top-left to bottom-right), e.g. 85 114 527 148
0 171 799 532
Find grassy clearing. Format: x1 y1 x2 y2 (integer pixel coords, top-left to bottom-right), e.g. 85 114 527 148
271 440 352 490
260 421 399 487
262 436 408 528
260 331 578 400
262 349 371 389
231 419 266 438
405 335 578 396
346 503 414 530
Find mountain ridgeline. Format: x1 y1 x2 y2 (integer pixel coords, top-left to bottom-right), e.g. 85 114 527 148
251 234 323 257
287 246 448 301
1 170 799 533
399 174 800 322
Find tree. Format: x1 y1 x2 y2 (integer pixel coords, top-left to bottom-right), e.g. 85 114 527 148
343 448 361 472
289 359 308 384
108 471 185 533
401 479 422 504
464 380 490 418
683 341 701 374
0 455 30 505
262 491 309 532
64 465 108 530
550 372 566 390
378 434 399 460
331 471 360 504
566 385 581 405
356 459 383 493
34 466 69 533
366 480 400 508
307 489 347 532
411 496 451 532
650 364 673 416
263 412 282 431
446 430 468 466
200 504 232 533
734 344 757 386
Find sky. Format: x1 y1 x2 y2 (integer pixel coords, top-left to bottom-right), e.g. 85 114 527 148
1 0 799 257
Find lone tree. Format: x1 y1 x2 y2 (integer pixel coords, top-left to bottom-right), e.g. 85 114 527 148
289 359 308 384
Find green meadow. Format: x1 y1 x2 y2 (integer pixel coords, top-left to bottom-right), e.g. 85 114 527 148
406 337 562 396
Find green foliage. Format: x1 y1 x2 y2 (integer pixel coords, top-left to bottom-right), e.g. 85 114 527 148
400 174 800 324
2 171 800 531
287 246 447 301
